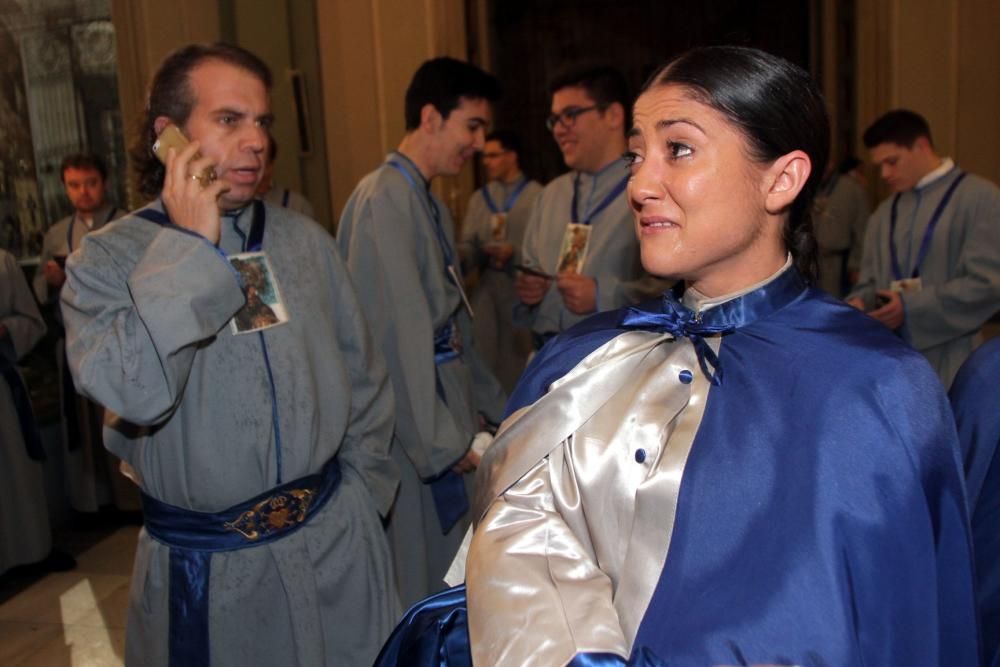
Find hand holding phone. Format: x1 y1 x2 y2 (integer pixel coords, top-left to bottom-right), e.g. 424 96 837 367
154 124 228 243
153 124 216 186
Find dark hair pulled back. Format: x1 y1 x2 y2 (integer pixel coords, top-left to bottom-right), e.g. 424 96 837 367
645 46 830 283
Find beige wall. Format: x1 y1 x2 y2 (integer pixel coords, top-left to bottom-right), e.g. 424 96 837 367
315 0 477 227
855 0 1000 200
111 0 221 208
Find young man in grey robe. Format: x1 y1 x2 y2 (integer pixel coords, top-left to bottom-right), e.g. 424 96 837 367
337 57 507 608
34 153 132 514
61 44 400 666
459 129 542 393
0 248 54 574
847 109 1000 388
515 65 661 350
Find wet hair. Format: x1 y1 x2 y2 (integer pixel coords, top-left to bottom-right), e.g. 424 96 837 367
131 43 272 200
404 57 500 131
548 64 630 114
485 129 522 155
61 154 108 182
644 46 830 283
862 109 932 150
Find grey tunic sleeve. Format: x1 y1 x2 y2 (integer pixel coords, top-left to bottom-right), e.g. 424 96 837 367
61 223 245 426
319 233 399 516
338 184 474 478
1 250 46 360
904 178 1000 350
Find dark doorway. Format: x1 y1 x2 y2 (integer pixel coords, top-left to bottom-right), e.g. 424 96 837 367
477 0 816 183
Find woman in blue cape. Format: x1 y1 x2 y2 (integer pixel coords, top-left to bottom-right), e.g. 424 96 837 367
377 46 978 667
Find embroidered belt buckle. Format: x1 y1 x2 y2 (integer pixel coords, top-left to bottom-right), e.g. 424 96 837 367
223 487 317 541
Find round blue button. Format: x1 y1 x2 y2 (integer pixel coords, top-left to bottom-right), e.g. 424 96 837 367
678 369 694 384
634 448 647 463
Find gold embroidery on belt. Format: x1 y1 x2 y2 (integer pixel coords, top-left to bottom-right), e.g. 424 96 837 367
223 488 316 541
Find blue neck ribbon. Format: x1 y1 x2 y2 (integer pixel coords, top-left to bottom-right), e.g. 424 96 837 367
889 170 965 281
571 172 629 225
481 177 529 214
621 268 808 386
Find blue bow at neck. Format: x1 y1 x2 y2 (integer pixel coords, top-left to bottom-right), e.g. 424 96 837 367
621 294 733 385
619 268 808 387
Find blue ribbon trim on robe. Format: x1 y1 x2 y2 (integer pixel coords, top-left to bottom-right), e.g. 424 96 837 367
889 170 966 281
426 466 468 536
141 456 342 667
620 268 807 386
385 157 473 534
426 334 469 535
0 335 45 461
481 177 529 214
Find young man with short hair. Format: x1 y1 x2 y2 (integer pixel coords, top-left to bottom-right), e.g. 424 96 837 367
337 57 507 608
460 129 542 392
847 109 1000 387
514 65 654 349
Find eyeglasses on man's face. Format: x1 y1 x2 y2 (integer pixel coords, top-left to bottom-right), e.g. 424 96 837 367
545 105 603 132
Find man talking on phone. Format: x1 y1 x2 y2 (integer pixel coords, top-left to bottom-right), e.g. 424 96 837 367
60 43 400 666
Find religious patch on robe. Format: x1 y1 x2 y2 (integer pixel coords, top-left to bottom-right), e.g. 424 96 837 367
557 223 591 274
890 277 922 293
228 252 289 334
487 213 507 243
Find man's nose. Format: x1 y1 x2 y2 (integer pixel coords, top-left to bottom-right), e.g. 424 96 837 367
244 125 268 151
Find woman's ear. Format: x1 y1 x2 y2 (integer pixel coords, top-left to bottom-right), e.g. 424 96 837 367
764 150 812 214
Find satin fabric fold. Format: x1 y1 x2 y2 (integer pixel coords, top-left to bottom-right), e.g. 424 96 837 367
467 265 976 665
374 585 471 667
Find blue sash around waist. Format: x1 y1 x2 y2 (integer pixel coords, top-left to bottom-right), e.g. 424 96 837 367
141 456 342 667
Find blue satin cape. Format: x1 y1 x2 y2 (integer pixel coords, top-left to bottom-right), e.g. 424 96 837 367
378 270 979 666
950 337 1000 667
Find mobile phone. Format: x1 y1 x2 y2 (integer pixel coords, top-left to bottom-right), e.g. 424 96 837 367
152 124 216 185
515 263 554 280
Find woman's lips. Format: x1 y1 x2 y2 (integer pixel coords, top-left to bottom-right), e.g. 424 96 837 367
639 216 678 230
